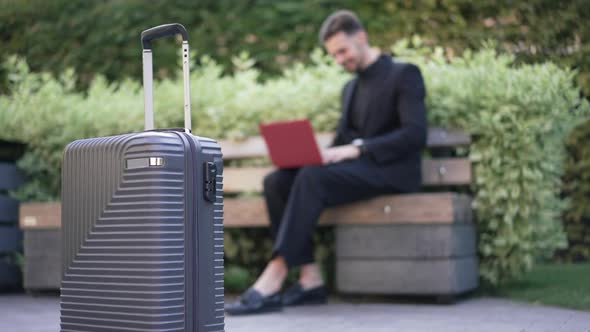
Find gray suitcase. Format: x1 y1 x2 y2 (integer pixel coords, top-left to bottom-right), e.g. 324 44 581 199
59 24 224 332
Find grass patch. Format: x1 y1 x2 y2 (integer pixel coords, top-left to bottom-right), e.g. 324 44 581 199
481 262 590 311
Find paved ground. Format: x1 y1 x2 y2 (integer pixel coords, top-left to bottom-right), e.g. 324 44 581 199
1 293 589 332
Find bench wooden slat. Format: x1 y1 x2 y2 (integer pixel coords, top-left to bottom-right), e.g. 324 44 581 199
223 193 472 227
421 158 472 186
219 128 470 160
426 128 471 148
224 167 271 193
321 193 472 225
19 202 62 229
223 158 471 193
20 193 471 230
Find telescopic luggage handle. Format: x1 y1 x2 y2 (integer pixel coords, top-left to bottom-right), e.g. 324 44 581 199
141 23 191 132
141 23 188 49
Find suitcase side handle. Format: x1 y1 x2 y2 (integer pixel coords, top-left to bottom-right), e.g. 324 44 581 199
141 23 192 132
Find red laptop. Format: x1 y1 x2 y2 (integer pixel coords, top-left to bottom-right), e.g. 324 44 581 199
259 119 323 169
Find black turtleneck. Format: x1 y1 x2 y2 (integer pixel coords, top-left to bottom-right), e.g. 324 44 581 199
349 54 390 138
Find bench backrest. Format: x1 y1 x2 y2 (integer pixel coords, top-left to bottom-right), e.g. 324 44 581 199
217 127 471 194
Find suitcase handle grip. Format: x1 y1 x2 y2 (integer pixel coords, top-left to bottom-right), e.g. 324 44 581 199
141 23 188 50
141 23 192 132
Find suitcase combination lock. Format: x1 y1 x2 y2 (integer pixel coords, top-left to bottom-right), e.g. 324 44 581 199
204 162 218 202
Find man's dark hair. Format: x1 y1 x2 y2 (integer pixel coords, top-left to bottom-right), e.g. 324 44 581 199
318 10 365 44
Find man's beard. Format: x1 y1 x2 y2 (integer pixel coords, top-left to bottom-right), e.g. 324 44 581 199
353 49 368 73
342 58 362 73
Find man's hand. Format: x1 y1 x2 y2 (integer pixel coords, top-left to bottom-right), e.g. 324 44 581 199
322 145 361 164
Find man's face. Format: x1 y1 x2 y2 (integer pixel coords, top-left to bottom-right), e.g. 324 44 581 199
324 31 366 73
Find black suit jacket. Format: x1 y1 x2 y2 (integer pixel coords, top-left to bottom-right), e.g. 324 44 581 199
331 57 427 192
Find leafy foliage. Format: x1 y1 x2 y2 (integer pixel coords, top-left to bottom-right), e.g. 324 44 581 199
0 50 347 200
1 41 588 285
395 41 590 283
556 119 590 262
1 0 589 94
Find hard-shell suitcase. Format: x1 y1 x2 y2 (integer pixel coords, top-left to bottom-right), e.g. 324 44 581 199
59 24 224 332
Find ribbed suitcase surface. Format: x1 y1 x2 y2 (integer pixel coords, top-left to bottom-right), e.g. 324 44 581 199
60 132 224 332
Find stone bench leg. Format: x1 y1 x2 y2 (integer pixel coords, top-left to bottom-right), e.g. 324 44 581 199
335 224 479 296
23 229 62 291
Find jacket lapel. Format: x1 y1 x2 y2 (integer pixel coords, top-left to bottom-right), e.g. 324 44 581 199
341 78 357 130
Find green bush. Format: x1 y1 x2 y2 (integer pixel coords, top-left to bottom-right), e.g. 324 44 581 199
1 42 588 285
2 0 590 94
556 119 590 261
0 50 346 201
396 41 590 283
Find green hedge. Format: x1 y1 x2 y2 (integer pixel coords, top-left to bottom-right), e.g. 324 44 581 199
396 41 590 283
1 42 588 285
556 119 590 262
1 0 589 95
0 50 346 201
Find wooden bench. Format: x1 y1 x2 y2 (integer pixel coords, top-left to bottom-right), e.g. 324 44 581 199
19 127 478 296
219 128 478 297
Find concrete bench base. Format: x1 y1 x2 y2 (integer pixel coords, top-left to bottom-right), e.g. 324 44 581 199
23 229 61 291
336 223 478 295
337 256 478 295
336 224 476 259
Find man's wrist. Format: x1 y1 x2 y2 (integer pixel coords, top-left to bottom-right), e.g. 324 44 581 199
351 138 366 155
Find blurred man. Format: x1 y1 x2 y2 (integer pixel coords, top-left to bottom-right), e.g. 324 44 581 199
225 9 427 315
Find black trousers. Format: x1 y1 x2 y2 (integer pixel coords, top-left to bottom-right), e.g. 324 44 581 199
263 157 400 268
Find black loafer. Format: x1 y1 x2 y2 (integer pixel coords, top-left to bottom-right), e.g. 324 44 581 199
224 288 283 316
282 283 328 306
